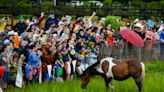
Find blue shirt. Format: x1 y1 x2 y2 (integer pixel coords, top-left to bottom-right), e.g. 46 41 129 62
44 17 59 30
147 19 154 28
27 51 40 67
160 31 164 41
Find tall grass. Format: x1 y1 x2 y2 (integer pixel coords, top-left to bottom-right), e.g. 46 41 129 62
6 62 164 92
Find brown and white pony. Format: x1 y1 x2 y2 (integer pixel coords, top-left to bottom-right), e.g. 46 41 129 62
81 57 145 92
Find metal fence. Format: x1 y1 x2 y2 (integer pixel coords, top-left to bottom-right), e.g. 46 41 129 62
99 41 163 62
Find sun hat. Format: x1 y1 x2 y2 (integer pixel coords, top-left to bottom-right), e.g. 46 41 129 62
134 23 143 29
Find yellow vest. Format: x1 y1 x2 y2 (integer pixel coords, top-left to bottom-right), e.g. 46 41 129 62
0 21 7 32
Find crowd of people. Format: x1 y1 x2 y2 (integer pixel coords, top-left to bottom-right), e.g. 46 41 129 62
0 11 164 90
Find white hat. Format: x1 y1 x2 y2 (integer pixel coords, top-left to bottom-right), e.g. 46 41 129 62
134 23 143 29
134 19 139 23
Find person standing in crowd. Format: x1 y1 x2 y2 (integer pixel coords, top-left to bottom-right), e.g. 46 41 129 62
37 12 45 29
147 16 155 29
54 46 64 82
25 43 42 82
0 44 11 88
106 30 115 45
27 16 37 29
44 12 59 31
61 41 71 80
27 12 45 30
0 17 10 32
18 38 28 61
13 32 19 50
13 16 27 35
41 44 53 81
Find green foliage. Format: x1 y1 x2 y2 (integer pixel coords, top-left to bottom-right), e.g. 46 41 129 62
147 1 160 8
93 16 99 22
112 1 124 7
103 0 112 7
41 1 53 10
83 1 91 7
0 0 17 6
0 0 32 7
71 15 77 20
105 15 120 31
146 1 164 8
16 1 32 7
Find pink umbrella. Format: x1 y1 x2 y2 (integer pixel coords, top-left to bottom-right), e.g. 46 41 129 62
119 29 144 48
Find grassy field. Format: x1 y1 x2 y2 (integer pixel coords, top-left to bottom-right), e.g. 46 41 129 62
5 61 164 92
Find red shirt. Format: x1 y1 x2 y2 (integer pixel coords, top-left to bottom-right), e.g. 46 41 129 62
106 36 115 45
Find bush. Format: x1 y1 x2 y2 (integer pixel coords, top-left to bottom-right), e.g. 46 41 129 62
71 15 77 20
105 15 120 31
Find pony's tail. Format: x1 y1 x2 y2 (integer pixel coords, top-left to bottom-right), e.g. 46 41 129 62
140 62 145 85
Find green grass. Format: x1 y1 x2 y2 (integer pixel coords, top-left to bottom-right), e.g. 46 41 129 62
5 62 164 92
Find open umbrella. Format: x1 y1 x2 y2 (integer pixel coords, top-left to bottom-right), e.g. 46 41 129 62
119 29 144 48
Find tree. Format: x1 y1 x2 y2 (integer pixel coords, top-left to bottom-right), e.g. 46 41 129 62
103 0 113 7
131 0 145 7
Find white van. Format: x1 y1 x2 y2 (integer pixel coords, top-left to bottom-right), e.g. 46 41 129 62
68 1 84 6
89 1 104 7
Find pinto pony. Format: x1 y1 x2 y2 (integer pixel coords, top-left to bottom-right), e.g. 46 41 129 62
81 57 145 92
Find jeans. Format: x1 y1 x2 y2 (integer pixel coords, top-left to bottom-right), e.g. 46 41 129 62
4 71 10 83
44 72 50 81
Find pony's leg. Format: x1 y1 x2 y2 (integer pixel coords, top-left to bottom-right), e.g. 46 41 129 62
109 79 114 92
104 78 109 92
134 62 145 92
134 78 142 92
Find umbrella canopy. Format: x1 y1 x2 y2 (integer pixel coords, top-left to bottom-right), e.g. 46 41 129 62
119 29 144 48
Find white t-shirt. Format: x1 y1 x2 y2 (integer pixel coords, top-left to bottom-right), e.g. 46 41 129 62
158 25 164 33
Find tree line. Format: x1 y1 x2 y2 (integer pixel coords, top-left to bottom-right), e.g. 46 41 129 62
0 0 164 8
